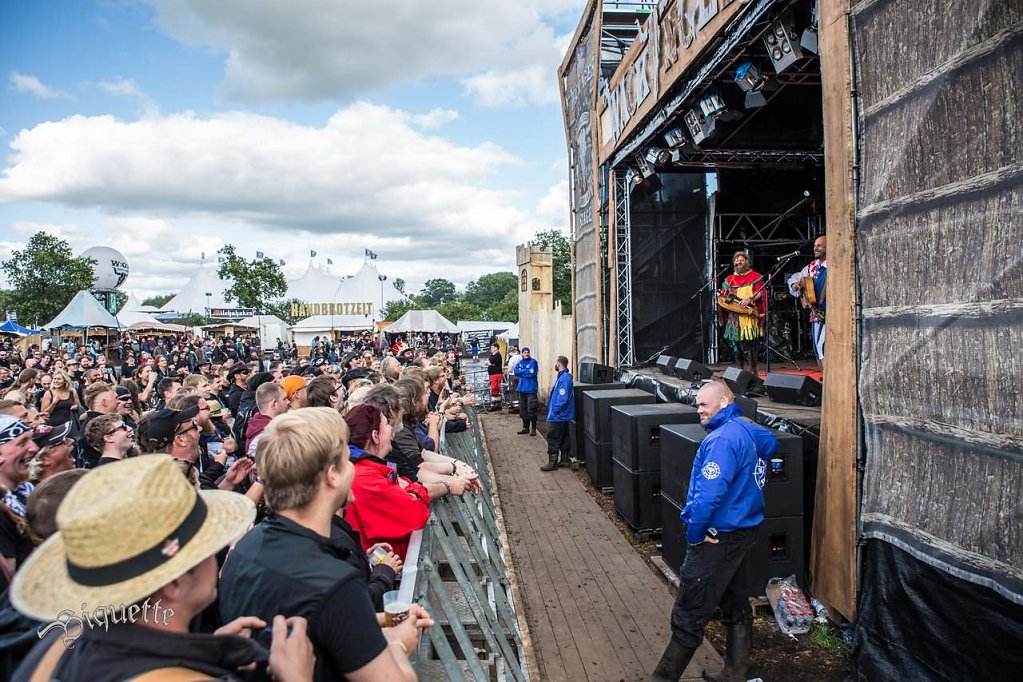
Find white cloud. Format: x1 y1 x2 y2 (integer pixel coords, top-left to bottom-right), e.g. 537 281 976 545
463 66 559 108
143 0 580 106
536 180 570 228
410 108 459 130
98 78 141 96
8 72 69 99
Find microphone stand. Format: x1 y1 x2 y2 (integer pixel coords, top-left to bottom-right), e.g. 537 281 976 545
691 264 731 364
762 254 803 373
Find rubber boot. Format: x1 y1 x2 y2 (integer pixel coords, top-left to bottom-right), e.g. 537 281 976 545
540 452 559 472
559 451 571 466
517 421 530 435
703 621 751 682
530 420 537 436
650 638 698 681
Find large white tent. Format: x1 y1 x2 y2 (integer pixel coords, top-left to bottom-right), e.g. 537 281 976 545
160 263 233 315
286 261 343 303
117 293 162 327
44 290 121 330
386 310 458 333
339 262 405 315
289 313 375 349
236 314 290 349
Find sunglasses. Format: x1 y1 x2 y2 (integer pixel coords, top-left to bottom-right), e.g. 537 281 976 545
105 423 131 436
175 420 199 437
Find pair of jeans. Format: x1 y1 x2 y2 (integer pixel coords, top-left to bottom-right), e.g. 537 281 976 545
669 526 757 648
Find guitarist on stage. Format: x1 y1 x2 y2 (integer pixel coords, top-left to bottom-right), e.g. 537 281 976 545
787 235 827 372
720 251 766 375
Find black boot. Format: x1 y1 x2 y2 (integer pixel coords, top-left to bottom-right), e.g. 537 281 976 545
703 621 751 682
540 452 559 472
530 420 537 436
559 451 571 466
650 638 698 681
517 421 530 434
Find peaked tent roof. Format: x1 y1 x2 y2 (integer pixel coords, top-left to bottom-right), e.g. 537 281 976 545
44 290 121 330
121 292 160 313
337 262 405 310
117 292 162 327
386 310 457 333
286 261 343 302
160 264 233 314
0 320 41 336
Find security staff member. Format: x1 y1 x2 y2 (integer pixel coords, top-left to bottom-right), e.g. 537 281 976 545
650 380 778 682
541 356 574 471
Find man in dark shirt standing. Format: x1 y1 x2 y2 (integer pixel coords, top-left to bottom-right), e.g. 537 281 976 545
486 342 503 411
219 407 432 681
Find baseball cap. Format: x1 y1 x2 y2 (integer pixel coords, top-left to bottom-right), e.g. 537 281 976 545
115 385 133 401
280 375 308 399
32 422 73 448
146 406 201 448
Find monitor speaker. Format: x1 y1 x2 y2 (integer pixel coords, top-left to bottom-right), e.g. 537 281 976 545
722 366 763 396
673 358 713 382
764 373 822 407
579 362 614 384
656 355 678 376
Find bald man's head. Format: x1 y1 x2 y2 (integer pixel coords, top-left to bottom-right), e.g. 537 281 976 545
695 380 734 426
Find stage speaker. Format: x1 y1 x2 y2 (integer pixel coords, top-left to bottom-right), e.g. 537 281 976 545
569 419 578 460
584 435 614 488
659 423 707 505
734 394 758 421
763 430 805 518
660 492 685 572
764 373 822 407
673 358 713 382
582 389 655 444
573 382 624 461
612 457 662 530
722 366 763 396
579 362 614 384
610 403 699 471
656 355 679 375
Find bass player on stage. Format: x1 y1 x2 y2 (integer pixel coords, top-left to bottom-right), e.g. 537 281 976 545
719 251 766 376
787 235 827 372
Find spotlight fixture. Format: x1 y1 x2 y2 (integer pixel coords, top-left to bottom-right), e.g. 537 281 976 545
644 146 671 166
625 167 640 187
801 0 819 54
637 153 655 179
698 92 727 119
734 61 768 109
764 12 803 73
664 127 688 149
684 108 715 146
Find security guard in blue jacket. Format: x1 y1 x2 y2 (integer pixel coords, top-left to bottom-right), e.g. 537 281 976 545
541 356 574 471
651 380 778 682
513 347 539 435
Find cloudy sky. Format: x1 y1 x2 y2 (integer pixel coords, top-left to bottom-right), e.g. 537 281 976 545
0 0 582 299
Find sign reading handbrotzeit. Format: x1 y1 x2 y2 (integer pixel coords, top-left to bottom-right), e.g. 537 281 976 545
291 302 375 317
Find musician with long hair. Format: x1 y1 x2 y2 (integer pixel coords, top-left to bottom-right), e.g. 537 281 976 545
720 251 766 375
787 236 827 371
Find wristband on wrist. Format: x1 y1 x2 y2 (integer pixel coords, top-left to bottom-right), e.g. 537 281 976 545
441 480 451 495
450 461 457 475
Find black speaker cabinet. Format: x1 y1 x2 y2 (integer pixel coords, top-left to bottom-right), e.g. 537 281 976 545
734 394 759 421
569 419 578 460
763 373 822 407
572 382 624 462
579 362 614 384
582 389 654 444
656 355 679 375
612 457 662 530
660 423 707 505
610 403 700 471
673 358 713 382
722 366 763 396
660 492 685 572
584 435 614 488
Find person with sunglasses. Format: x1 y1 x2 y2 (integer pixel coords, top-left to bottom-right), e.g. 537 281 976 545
83 413 135 467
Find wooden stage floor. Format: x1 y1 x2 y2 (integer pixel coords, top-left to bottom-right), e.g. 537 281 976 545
482 410 722 682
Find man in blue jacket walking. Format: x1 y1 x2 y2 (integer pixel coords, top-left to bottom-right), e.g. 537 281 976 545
513 347 539 436
651 380 778 682
541 356 574 471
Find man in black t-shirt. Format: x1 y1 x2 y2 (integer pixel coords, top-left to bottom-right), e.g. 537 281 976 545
219 408 432 681
486 343 503 411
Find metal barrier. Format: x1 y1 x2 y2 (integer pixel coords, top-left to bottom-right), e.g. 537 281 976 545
410 408 530 681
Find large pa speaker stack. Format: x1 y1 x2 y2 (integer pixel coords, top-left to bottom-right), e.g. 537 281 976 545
581 389 654 488
609 403 700 530
578 362 614 385
763 373 822 407
570 382 624 462
659 420 806 595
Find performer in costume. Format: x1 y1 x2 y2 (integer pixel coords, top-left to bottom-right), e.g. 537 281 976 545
787 236 827 371
720 251 766 375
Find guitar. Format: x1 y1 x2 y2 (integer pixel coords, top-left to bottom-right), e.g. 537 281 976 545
799 276 825 322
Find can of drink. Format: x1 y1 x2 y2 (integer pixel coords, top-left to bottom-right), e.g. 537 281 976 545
369 546 388 566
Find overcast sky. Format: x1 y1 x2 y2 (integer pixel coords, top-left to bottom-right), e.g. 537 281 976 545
0 0 582 299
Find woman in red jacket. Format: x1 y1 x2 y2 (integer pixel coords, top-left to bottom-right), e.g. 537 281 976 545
342 403 463 559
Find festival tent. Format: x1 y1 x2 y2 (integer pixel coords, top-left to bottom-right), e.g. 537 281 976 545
386 310 458 334
160 263 233 315
289 313 375 350
336 261 406 314
0 320 41 336
236 314 290 350
123 292 160 313
117 293 163 327
43 290 121 330
286 261 343 303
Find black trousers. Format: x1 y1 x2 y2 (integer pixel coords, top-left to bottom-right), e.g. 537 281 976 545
546 421 570 456
669 526 757 648
518 392 538 424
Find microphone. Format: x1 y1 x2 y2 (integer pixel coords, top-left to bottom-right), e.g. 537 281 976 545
776 250 801 261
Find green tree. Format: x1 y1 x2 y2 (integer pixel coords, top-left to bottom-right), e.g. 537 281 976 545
0 232 96 326
464 272 517 311
419 278 458 307
436 300 483 322
216 245 287 314
484 289 519 323
265 297 306 325
142 293 175 308
530 228 572 313
393 278 406 294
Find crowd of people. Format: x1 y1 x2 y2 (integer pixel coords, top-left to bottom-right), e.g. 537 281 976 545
0 330 488 680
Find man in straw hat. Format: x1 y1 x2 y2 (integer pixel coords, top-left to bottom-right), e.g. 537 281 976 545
219 407 432 681
11 455 314 681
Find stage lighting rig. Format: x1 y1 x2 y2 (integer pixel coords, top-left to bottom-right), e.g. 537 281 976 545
699 92 727 119
664 127 688 149
801 1 820 54
644 146 671 167
684 108 713 146
636 153 656 179
764 12 803 73
734 61 769 109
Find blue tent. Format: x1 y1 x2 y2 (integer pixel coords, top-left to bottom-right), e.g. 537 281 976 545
0 320 41 336
42 290 121 331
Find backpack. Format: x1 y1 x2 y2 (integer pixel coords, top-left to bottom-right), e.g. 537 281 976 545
231 406 255 455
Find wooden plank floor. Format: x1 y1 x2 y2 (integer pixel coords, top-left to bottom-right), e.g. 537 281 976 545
483 411 722 682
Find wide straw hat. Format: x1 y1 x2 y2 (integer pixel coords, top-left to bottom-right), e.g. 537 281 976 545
11 455 255 622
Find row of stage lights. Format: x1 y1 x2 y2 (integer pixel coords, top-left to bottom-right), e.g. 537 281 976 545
628 3 819 189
